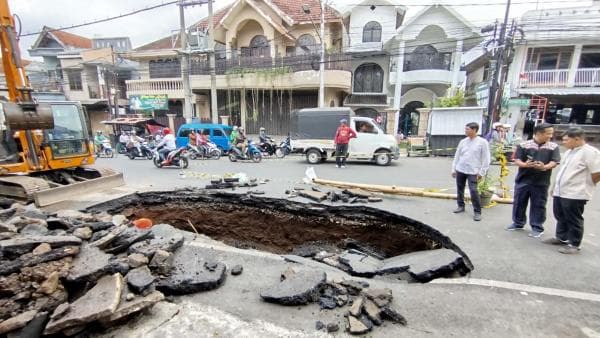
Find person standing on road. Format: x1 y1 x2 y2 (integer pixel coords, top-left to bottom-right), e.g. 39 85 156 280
452 122 490 221
506 123 560 238
334 119 356 168
543 128 600 254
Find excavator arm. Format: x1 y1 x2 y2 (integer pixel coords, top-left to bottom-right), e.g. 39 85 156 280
0 0 124 206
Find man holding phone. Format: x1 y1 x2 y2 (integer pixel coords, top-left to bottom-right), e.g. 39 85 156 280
506 123 560 238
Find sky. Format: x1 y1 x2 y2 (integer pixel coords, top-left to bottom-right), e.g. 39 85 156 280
10 0 594 60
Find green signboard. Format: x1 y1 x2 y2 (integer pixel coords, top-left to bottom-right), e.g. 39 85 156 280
129 95 168 111
508 98 531 107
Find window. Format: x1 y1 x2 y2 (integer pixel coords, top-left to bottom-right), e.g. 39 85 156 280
353 63 384 93
363 21 382 43
149 59 181 78
525 47 573 71
66 70 83 91
356 121 377 134
213 129 224 137
296 34 317 55
407 45 451 71
178 128 190 138
249 35 270 58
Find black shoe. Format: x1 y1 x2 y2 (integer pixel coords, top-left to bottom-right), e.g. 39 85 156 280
453 206 465 213
542 237 568 245
505 223 525 231
473 213 482 221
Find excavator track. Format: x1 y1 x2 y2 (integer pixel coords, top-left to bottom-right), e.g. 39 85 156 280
0 167 124 207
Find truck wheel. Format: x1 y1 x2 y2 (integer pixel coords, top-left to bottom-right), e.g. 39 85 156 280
306 149 322 164
374 151 391 166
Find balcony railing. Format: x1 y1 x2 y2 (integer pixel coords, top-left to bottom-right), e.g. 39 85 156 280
574 68 600 87
126 78 183 93
519 69 569 88
183 53 351 77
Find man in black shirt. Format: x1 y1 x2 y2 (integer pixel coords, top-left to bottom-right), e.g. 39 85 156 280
506 123 560 238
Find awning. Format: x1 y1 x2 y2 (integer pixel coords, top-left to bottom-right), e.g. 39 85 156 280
517 87 600 96
101 117 165 127
343 94 388 107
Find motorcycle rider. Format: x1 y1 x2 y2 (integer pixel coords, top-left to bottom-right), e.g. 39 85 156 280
235 126 248 157
229 126 238 144
197 129 209 156
128 130 144 156
118 131 128 153
155 127 176 164
94 131 107 153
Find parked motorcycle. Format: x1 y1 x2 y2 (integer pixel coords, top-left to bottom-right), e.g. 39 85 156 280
228 139 262 163
127 142 154 160
188 142 221 160
258 137 278 157
275 136 291 158
95 140 114 158
152 147 189 168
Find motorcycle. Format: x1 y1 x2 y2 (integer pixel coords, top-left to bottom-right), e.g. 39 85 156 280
127 142 154 160
152 146 189 168
188 142 221 160
275 136 291 158
228 139 262 163
258 137 278 157
95 140 114 158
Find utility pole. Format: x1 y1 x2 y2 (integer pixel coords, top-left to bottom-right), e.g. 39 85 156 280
486 0 511 134
179 0 194 123
319 0 325 108
208 0 218 123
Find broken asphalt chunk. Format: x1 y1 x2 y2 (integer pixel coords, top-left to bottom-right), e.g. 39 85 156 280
0 235 81 256
156 245 226 295
128 224 184 257
126 265 156 294
44 273 123 335
260 269 326 306
66 244 113 283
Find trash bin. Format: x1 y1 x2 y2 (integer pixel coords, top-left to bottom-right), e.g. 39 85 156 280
219 115 229 125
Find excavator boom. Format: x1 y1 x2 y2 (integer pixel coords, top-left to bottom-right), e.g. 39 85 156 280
0 0 124 206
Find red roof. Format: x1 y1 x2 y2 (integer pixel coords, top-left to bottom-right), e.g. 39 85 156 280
135 1 340 51
135 5 232 51
269 0 339 23
46 27 92 49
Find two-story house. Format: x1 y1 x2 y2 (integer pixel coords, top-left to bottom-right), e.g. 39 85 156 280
29 28 137 133
126 0 350 135
388 4 481 137
505 0 600 140
341 0 406 132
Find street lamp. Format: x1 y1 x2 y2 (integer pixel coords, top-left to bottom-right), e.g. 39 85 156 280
302 2 326 108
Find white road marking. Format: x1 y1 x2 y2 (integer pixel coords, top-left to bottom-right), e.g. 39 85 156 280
431 277 600 303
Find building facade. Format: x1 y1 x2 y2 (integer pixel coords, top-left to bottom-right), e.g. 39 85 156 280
388 4 481 137
126 0 350 135
29 28 136 133
505 1 600 140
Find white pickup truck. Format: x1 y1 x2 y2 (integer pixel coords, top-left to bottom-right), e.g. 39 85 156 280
290 108 399 166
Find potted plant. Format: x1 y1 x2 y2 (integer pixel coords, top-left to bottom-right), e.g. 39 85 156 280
477 175 496 207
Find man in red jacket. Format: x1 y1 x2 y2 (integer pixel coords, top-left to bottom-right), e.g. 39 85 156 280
334 119 357 168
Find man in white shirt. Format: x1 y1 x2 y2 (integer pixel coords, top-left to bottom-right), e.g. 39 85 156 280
543 128 600 254
155 127 176 164
452 122 491 221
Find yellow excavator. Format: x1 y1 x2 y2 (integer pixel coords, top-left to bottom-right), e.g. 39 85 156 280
0 0 124 206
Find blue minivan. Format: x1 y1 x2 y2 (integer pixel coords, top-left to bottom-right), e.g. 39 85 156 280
176 123 233 152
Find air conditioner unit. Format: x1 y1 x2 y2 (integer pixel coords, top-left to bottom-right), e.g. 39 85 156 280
188 31 208 51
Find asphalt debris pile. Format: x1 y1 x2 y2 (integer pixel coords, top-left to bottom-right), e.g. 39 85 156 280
0 197 227 336
204 176 269 190
260 266 407 335
286 186 383 204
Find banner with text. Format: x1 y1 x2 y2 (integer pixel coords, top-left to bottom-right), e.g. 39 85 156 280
129 94 168 111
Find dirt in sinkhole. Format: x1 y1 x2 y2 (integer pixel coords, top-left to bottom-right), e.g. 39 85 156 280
122 201 440 257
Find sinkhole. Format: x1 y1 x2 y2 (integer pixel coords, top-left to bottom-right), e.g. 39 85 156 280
88 190 473 282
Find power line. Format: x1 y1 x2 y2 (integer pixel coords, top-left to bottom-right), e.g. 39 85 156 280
20 1 178 37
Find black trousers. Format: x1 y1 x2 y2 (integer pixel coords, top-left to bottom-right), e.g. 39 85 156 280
335 144 348 166
553 197 587 247
512 183 548 232
456 171 481 213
